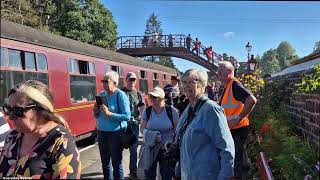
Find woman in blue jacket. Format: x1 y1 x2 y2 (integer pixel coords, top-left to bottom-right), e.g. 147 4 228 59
175 69 235 180
93 71 131 180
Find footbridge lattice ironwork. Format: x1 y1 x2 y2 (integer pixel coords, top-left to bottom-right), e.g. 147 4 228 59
116 34 222 74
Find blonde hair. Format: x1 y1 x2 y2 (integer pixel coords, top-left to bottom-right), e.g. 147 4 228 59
15 80 70 131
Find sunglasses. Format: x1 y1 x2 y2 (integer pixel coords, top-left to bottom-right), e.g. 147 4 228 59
101 80 109 84
2 104 37 118
148 95 158 100
128 78 136 82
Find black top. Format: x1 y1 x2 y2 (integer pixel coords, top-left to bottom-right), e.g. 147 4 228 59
219 81 252 105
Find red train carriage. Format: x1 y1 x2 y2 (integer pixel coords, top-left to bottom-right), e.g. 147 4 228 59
0 20 177 140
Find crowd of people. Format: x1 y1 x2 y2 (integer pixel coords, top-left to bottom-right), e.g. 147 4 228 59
0 61 256 180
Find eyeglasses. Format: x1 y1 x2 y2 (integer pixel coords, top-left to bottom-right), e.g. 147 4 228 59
181 80 198 86
128 78 136 82
101 80 109 84
2 104 37 118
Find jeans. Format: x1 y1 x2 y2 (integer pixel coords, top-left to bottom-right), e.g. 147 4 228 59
97 130 124 180
144 149 174 180
231 126 250 180
129 121 139 176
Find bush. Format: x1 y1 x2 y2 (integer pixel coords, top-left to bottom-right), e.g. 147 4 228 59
248 80 320 179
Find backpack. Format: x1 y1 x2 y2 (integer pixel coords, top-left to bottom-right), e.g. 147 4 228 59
145 105 174 128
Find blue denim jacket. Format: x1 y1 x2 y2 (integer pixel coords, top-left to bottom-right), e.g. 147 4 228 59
95 89 131 132
176 96 235 180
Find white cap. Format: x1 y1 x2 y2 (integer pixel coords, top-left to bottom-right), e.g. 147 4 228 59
148 87 165 99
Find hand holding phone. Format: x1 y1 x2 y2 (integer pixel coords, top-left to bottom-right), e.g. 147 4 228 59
96 96 102 107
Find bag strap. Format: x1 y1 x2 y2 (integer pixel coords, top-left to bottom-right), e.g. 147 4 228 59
165 105 174 128
146 106 152 122
177 97 208 147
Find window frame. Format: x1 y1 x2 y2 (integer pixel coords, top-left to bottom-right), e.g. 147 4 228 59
24 51 37 71
1 47 8 67
36 53 48 72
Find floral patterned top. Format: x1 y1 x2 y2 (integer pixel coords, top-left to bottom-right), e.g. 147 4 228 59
0 125 81 179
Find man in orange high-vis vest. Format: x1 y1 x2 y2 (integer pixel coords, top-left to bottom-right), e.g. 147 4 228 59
217 61 257 180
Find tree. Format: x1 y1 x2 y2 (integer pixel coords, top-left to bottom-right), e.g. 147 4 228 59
276 41 298 70
83 0 117 48
313 41 320 53
1 0 117 49
260 49 281 75
143 13 176 69
1 0 39 27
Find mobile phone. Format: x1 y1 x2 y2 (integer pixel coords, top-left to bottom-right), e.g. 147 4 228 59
95 96 102 107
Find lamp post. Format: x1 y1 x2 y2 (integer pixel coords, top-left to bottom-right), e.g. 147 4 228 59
248 54 257 72
245 42 257 73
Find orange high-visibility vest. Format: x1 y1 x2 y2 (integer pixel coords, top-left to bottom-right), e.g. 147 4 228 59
221 77 249 129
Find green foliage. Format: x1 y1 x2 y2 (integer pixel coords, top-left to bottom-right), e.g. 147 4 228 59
259 49 281 75
1 0 39 27
313 40 320 53
276 41 299 70
248 80 319 179
1 0 117 49
296 64 320 94
238 69 265 96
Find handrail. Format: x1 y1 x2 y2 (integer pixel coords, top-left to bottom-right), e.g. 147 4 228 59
116 34 221 65
256 152 274 180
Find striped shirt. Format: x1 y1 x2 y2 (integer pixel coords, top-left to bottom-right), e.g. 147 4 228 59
0 112 11 148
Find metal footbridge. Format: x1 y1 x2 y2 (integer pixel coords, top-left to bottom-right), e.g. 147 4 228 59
116 34 221 74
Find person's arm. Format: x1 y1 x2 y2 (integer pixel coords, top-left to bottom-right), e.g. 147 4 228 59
140 109 147 134
206 105 235 179
109 91 131 122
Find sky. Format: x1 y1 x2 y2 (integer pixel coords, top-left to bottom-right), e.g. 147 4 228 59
102 0 320 72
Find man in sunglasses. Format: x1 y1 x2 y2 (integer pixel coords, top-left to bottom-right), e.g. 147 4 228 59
122 72 145 179
0 111 11 153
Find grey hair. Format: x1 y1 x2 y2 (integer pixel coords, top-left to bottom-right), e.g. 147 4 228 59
219 61 235 71
182 69 208 89
104 71 119 85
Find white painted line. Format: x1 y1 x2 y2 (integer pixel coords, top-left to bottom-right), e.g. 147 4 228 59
79 144 96 153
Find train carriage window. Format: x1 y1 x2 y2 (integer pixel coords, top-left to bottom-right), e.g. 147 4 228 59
88 62 95 75
1 48 7 66
153 73 159 88
8 49 22 69
68 59 80 73
139 70 148 94
24 52 36 70
68 59 96 103
163 74 167 80
37 53 48 70
0 71 48 107
70 75 96 103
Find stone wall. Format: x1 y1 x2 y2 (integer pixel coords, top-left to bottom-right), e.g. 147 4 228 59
272 69 320 150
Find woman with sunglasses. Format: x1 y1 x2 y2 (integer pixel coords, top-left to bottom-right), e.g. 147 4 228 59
139 87 179 180
0 80 81 179
93 71 131 180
